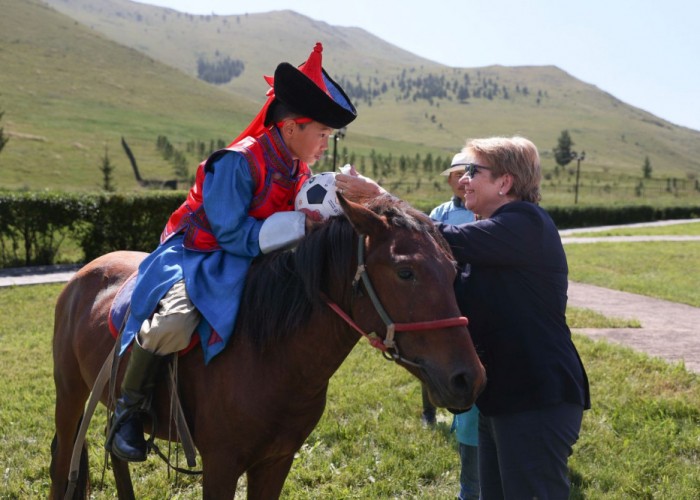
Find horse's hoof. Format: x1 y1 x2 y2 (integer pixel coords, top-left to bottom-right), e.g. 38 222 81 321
421 412 437 428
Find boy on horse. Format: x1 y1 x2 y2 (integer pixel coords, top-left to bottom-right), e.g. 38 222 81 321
106 43 357 463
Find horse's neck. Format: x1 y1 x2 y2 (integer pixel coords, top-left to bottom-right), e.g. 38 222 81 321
297 318 360 385
245 314 360 398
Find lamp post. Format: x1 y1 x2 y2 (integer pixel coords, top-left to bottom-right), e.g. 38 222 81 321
573 150 586 204
332 127 347 171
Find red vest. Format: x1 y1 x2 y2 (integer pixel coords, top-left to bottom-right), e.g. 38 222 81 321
161 129 311 251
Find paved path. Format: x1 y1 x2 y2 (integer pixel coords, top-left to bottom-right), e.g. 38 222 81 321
562 220 700 373
562 235 700 244
567 281 700 374
2 219 699 374
0 263 81 287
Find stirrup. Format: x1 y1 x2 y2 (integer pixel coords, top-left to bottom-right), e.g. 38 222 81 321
105 406 158 454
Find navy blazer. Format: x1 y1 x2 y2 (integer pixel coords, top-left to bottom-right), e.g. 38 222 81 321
438 201 591 416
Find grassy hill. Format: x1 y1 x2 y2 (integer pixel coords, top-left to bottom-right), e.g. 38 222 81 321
40 0 441 98
39 0 700 177
0 0 430 192
2 0 700 206
0 0 258 190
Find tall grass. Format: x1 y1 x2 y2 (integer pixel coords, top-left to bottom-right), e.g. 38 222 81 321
0 282 697 498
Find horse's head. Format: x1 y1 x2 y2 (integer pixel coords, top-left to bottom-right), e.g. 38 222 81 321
338 194 486 411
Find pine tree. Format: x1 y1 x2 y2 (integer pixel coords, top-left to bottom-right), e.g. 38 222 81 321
100 145 116 192
642 156 652 179
553 130 575 167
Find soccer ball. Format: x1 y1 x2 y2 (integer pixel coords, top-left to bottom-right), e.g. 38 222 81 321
295 172 343 220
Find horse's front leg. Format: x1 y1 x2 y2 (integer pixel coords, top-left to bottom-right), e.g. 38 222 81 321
200 450 245 499
110 453 136 499
245 454 295 500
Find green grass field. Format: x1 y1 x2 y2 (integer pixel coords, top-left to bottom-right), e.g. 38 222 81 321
1 236 699 497
563 221 700 307
2 2 700 495
0 282 697 498
565 241 700 307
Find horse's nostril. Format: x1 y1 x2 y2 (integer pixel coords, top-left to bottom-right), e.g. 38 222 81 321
450 367 485 406
450 371 472 399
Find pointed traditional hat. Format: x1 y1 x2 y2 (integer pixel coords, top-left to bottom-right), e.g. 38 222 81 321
272 42 357 129
230 43 356 145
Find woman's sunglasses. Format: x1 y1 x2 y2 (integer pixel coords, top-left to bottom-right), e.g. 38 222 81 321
463 163 493 178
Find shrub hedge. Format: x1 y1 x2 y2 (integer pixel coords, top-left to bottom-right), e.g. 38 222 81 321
1 191 699 267
546 204 700 229
0 192 184 267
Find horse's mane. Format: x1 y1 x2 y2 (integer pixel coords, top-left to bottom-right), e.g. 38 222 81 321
236 195 454 349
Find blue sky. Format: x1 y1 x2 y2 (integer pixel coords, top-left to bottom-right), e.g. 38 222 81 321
140 0 700 131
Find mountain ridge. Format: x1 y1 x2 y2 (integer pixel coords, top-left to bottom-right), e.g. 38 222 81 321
1 0 699 196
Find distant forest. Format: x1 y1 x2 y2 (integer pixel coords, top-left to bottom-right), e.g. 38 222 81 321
338 69 548 108
194 57 549 112
197 55 245 84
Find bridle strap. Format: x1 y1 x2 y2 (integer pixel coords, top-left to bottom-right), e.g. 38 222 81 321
353 234 398 347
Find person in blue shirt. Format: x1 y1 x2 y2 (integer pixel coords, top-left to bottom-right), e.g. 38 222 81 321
424 152 479 498
452 408 480 500
429 152 476 225
421 151 476 427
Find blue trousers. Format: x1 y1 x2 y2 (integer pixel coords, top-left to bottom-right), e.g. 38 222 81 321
458 443 480 500
478 402 584 500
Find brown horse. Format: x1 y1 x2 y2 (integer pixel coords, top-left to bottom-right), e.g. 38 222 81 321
50 195 485 499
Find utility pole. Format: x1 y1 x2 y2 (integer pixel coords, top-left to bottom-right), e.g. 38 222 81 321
332 127 347 171
573 151 586 204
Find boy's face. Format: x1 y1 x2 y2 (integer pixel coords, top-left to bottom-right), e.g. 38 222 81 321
284 121 332 166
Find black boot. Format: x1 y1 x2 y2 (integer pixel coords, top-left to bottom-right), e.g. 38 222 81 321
105 343 163 462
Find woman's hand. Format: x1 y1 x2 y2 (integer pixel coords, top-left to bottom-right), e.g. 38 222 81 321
335 165 386 203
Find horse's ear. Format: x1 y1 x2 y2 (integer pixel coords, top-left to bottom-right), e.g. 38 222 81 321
338 194 388 238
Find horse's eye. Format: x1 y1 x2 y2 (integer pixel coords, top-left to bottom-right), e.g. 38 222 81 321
397 268 414 281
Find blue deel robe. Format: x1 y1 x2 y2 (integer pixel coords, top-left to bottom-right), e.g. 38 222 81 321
120 151 268 364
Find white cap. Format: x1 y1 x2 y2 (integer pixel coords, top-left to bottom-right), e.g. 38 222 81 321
440 152 470 176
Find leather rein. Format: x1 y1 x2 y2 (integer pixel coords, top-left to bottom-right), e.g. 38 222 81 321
323 234 468 368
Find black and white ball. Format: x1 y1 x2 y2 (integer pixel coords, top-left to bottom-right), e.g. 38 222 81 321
295 172 343 220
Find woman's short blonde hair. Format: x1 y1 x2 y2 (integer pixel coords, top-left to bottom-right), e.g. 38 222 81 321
465 136 542 203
